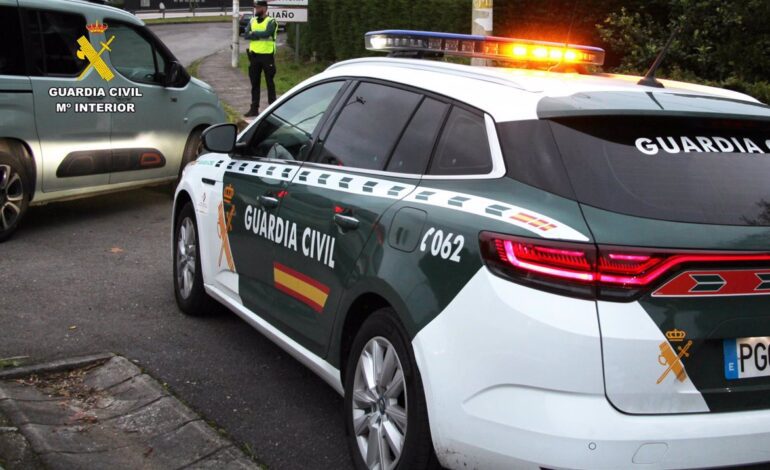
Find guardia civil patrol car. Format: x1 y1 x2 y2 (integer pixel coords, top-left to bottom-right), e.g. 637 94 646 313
173 30 770 469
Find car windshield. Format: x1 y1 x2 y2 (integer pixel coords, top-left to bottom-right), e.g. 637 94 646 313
545 116 770 226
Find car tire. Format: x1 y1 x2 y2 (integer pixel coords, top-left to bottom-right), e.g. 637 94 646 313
177 128 205 185
0 152 30 243
173 202 218 316
344 309 439 470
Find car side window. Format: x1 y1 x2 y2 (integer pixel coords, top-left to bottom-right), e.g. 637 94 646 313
318 82 422 171
428 106 493 176
246 81 344 161
0 7 25 76
386 97 449 174
22 8 88 77
108 22 167 86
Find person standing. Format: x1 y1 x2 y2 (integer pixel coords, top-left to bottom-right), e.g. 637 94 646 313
244 0 278 117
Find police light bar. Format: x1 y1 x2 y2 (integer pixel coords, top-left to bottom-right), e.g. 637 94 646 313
365 30 605 66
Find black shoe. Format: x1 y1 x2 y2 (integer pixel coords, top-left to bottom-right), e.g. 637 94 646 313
244 106 259 117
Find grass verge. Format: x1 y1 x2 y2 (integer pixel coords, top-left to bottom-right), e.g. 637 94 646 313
144 15 231 25
238 47 330 95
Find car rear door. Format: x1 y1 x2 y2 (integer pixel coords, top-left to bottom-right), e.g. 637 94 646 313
271 81 446 356
545 112 770 415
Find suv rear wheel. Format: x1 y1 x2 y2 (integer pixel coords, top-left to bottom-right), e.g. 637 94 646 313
0 152 29 243
344 309 438 470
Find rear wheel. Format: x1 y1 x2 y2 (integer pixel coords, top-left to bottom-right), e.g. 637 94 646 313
0 152 29 243
173 202 217 316
344 309 439 470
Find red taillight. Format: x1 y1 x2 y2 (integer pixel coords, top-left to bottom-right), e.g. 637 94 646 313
497 239 594 282
481 232 770 300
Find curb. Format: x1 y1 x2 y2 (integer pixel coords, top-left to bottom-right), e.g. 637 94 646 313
0 355 261 469
0 353 114 380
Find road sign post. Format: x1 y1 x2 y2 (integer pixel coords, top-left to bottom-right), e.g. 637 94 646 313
231 0 239 68
295 24 300 63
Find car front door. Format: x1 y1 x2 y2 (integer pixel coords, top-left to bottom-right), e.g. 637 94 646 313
274 81 449 356
21 5 112 193
104 19 180 184
218 80 348 320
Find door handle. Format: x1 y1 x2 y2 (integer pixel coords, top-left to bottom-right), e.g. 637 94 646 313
259 194 280 208
201 178 216 186
334 213 359 231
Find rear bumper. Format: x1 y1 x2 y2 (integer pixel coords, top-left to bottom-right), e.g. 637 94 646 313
412 269 770 469
428 386 770 469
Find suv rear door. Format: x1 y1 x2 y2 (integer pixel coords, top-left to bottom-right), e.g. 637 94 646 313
20 3 112 192
271 81 446 355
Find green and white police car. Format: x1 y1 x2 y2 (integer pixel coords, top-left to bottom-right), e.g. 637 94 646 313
0 0 225 241
173 30 770 470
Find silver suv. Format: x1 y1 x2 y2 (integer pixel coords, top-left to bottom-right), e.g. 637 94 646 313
0 0 226 241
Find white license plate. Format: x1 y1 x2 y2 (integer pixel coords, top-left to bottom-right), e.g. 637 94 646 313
724 337 770 380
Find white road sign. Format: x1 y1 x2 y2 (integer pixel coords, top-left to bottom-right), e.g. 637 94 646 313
270 0 308 5
268 7 307 22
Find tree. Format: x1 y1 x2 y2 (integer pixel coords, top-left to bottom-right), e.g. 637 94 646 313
597 0 770 83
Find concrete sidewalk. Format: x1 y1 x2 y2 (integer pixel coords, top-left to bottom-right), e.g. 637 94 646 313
197 46 283 121
0 354 260 470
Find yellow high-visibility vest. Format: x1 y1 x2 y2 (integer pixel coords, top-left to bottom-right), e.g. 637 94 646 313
249 16 277 54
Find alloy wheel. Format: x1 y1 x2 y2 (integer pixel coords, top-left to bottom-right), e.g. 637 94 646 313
176 217 197 299
352 336 408 470
0 164 23 232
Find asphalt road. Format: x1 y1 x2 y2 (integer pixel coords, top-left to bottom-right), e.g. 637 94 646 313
150 23 233 66
0 23 354 470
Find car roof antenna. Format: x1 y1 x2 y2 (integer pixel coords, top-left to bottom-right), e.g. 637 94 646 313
637 26 680 88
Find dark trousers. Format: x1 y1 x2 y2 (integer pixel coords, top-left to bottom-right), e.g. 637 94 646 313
248 52 276 109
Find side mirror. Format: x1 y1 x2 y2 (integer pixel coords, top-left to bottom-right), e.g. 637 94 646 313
201 123 237 154
164 61 184 87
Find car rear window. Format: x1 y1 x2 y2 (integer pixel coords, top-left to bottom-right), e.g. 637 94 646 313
547 116 770 226
428 107 492 176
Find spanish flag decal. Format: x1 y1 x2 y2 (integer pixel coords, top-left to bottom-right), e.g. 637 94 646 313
273 263 330 313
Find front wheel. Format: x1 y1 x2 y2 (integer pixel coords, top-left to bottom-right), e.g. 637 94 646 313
344 309 439 470
173 202 218 316
0 152 30 243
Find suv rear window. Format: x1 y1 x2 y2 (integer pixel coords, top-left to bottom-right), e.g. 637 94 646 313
0 7 25 76
22 9 88 77
548 116 770 226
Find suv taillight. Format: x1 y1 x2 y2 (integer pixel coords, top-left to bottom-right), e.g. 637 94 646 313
480 232 770 301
